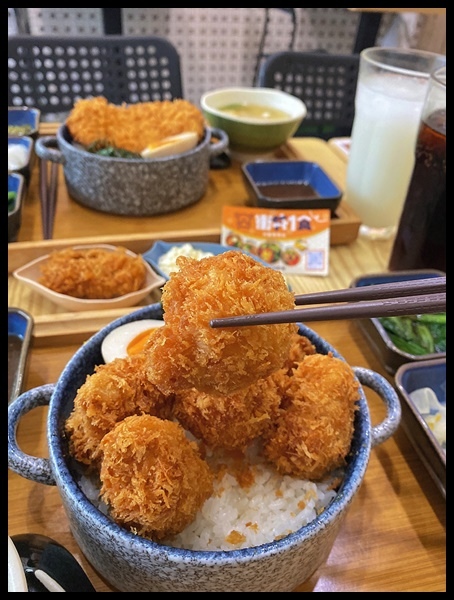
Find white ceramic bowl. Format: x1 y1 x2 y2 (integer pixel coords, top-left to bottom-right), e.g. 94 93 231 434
13 244 166 311
8 304 401 592
201 87 307 160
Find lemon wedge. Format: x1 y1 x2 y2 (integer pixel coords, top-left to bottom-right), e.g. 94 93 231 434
141 131 199 159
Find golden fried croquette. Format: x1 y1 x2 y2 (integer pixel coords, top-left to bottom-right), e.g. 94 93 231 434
172 374 282 452
144 250 298 396
65 353 174 468
39 246 147 299
262 353 360 480
283 333 317 372
66 96 206 154
99 414 214 541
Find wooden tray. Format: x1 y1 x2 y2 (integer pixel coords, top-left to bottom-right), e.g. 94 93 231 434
32 124 361 247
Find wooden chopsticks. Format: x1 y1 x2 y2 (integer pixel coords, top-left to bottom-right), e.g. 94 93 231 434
39 158 59 240
210 277 446 328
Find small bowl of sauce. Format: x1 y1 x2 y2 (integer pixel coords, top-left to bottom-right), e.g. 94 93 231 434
242 160 342 214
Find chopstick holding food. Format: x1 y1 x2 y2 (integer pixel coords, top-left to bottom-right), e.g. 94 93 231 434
210 278 446 328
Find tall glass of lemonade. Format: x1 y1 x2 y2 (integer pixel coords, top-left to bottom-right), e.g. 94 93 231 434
345 48 446 240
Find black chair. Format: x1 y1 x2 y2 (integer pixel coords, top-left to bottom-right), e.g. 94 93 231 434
258 51 360 140
8 35 184 118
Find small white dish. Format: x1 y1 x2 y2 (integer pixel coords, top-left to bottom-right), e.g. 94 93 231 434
8 536 28 592
13 244 166 312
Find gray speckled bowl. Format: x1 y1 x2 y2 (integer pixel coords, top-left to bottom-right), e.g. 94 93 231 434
8 304 401 592
34 125 228 216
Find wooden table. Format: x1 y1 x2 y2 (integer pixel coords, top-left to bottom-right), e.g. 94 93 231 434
8 129 446 592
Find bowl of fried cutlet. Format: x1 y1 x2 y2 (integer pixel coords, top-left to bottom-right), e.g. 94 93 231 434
8 251 401 592
34 96 229 216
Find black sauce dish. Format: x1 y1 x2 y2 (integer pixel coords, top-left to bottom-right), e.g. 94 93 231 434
242 160 342 214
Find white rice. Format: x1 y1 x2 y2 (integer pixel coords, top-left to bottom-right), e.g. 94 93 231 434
77 442 340 552
164 446 339 551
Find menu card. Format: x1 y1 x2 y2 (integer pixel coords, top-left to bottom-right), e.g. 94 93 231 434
221 206 331 276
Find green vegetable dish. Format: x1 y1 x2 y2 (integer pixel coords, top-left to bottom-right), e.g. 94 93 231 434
379 313 446 355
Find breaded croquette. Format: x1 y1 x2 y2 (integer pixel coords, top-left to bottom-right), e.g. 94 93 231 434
172 374 282 452
39 246 147 300
65 353 174 469
262 353 360 480
99 415 214 540
144 250 298 396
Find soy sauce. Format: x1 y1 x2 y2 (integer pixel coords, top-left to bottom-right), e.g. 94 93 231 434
389 108 446 272
257 183 319 200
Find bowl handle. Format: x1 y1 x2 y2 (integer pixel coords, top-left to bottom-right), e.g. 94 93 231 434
8 384 57 485
35 136 66 165
353 367 402 449
207 127 229 157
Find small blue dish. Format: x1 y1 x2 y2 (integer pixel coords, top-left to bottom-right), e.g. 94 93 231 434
395 358 446 498
8 106 41 140
242 160 342 214
8 308 34 405
8 172 25 243
8 135 34 185
142 240 269 281
350 270 446 374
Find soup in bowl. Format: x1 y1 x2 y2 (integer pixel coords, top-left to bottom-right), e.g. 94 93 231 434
201 87 307 159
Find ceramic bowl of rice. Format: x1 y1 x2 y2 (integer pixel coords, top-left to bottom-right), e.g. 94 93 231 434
8 303 401 592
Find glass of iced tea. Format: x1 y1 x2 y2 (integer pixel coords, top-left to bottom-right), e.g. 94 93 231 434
388 66 446 272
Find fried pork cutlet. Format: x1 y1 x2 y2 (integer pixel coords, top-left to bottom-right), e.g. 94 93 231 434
65 96 205 154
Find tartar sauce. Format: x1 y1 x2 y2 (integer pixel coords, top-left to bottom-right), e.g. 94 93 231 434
158 244 214 276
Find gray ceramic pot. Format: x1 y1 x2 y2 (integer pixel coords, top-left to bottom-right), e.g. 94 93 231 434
8 305 401 592
35 126 228 216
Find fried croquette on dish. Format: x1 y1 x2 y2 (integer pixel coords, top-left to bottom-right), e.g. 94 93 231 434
144 250 298 396
66 96 205 154
262 353 360 481
39 246 147 299
99 414 214 541
172 374 282 452
65 353 174 468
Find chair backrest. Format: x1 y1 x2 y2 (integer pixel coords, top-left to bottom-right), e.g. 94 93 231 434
8 35 184 116
258 51 360 140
